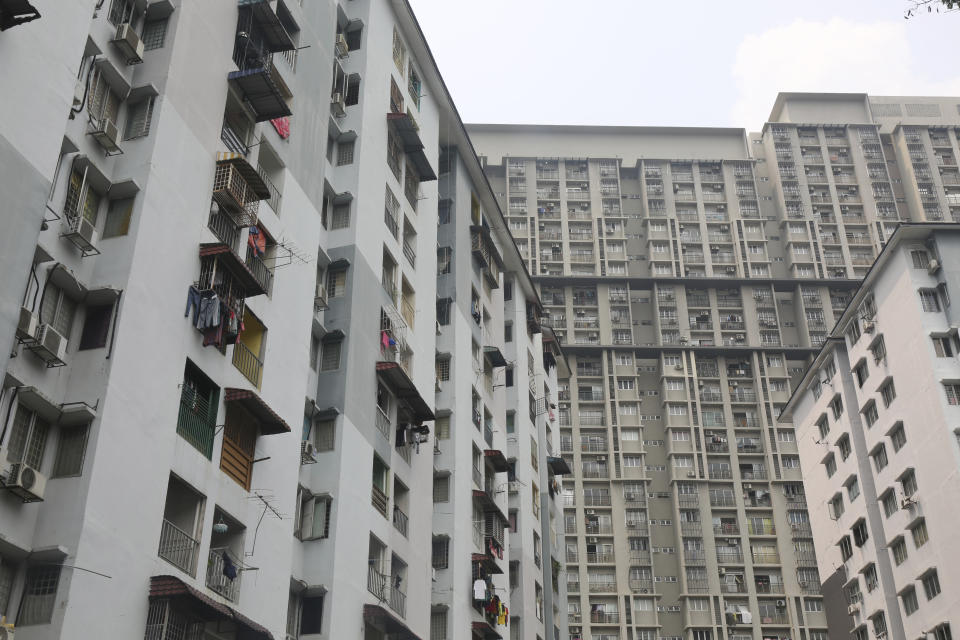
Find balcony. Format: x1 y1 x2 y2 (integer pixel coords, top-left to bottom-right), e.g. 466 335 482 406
790 522 813 537
684 550 706 565
584 523 614 536
588 582 617 593
629 579 653 592
158 519 200 575
232 341 264 388
721 582 748 594
208 209 241 251
392 505 408 537
206 548 242 602
229 50 292 123
714 523 740 536
748 522 776 535
716 550 744 564
213 153 272 227
755 582 785 594
680 522 702 536
368 564 387 600
245 246 274 295
630 550 651 564
590 612 620 624
586 552 615 564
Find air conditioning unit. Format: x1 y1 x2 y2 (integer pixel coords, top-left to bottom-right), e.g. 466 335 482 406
571 614 581 622
33 324 67 365
7 463 47 501
928 258 941 274
588 537 598 543
335 33 349 58
330 92 346 117
718 567 726 575
586 509 596 515
112 23 145 64
687 472 696 478
674 364 684 371
862 320 875 334
847 604 859 615
90 116 121 153
744 483 753 489
16 306 38 343
776 600 786 608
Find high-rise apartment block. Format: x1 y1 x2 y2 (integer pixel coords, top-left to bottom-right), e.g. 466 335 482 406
0 2 563 640
782 223 960 640
468 92 960 640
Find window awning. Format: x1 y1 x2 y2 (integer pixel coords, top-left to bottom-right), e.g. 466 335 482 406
375 361 435 422
484 449 509 472
228 64 292 123
149 575 273 640
216 152 271 199
0 0 41 31
472 620 503 640
482 346 507 368
471 553 504 575
386 112 437 181
199 243 267 297
240 0 296 52
363 604 422 640
547 456 571 476
224 388 290 434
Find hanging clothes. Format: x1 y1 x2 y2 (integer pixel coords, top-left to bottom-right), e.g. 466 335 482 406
184 286 203 325
196 292 221 329
222 551 238 581
248 226 266 257
473 578 486 601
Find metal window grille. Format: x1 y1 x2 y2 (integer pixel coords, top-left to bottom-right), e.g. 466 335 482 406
336 140 355 166
7 405 50 468
331 204 350 229
52 423 90 477
17 565 61 625
124 96 155 140
142 18 168 50
320 341 341 371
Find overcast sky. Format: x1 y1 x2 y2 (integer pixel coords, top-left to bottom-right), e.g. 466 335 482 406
406 0 960 131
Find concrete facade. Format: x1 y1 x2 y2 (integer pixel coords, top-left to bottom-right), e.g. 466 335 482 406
783 224 960 640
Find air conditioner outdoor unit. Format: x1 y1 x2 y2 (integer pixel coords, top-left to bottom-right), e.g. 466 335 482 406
330 93 346 117
776 600 786 608
33 324 67 365
586 509 596 515
847 604 859 615
861 320 876 334
6 463 47 502
744 483 753 489
588 537 598 543
300 440 317 465
16 306 38 343
112 23 145 64
335 33 349 58
687 472 696 478
928 258 941 274
674 364 684 371
90 116 121 153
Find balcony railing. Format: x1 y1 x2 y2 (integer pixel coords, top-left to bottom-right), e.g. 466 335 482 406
680 522 702 536
586 552 615 563
714 523 740 535
245 246 274 295
208 209 241 251
232 340 264 388
393 505 408 537
588 582 616 593
177 385 216 459
368 564 387 599
402 240 416 266
584 523 613 535
371 485 388 517
207 548 242 602
630 550 651 564
590 612 620 624
629 579 653 592
755 582 785 594
158 519 200 575
716 550 745 564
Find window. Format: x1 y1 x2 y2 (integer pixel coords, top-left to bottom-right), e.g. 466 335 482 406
617 379 634 390
880 379 896 408
435 357 450 382
853 360 868 387
777 429 795 442
309 335 319 370
852 519 869 546
142 18 168 50
911 519 929 547
825 455 837 478
900 469 918 496
391 28 406 73
78 303 114 350
430 609 447 640
817 416 830 440
804 599 824 612
923 570 941 600
299 595 324 635
124 96 155 140
846 476 860 501
7 405 50 468
881 490 898 517
933 335 954 357
870 335 886 364
890 422 907 451
40 282 78 340
891 537 908 565
839 535 853 561
838 434 851 460
830 395 843 420
107 0 133 25
920 288 942 312
847 321 861 345
331 203 350 229
17 564 61 625
782 455 800 468
296 490 331 540
945 383 960 405
872 444 888 472
433 475 449 502
437 247 452 274
862 402 878 428
102 197 134 238
320 340 341 371
327 269 346 297
432 537 449 569
64 166 103 227
52 424 90 478
902 587 919 615
504 323 512 343
407 63 421 109
830 493 844 518
336 140 355 166
910 249 930 268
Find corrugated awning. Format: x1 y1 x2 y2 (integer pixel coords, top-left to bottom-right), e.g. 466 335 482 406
228 65 292 123
199 243 267 297
483 449 509 473
386 112 437 181
471 553 504 575
472 489 507 522
547 456 571 476
216 152 271 199
149 575 273 639
375 361 434 422
482 346 507 368
363 604 422 640
240 0 296 52
224 388 290 434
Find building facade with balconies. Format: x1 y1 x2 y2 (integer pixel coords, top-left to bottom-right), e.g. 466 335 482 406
782 224 960 640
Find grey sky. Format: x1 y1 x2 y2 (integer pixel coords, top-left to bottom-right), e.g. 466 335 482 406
406 0 960 130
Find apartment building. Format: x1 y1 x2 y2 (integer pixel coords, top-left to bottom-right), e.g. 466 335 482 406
782 223 960 640
0 2 559 640
468 93 960 640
